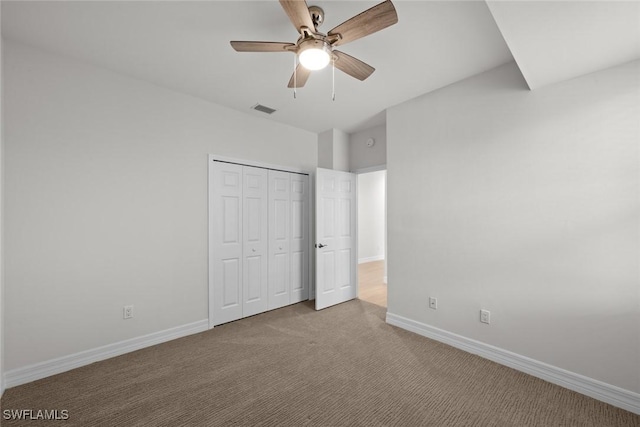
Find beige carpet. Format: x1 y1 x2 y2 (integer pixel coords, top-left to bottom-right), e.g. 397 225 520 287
1 300 638 426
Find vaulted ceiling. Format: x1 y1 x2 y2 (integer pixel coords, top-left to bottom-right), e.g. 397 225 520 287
2 1 639 134
487 1 640 90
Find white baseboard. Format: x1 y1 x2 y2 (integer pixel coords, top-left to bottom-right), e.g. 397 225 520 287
3 319 208 389
358 255 384 264
386 312 640 415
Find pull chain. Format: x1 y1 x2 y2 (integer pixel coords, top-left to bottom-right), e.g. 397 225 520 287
293 55 297 99
332 57 336 101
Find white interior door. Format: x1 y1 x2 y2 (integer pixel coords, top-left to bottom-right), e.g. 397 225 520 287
315 168 357 310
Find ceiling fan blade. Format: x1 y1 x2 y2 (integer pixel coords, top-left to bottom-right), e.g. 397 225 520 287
279 0 315 33
230 41 296 53
287 64 312 88
333 51 375 81
328 0 398 47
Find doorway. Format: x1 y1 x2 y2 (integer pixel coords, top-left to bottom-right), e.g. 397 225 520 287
356 169 387 307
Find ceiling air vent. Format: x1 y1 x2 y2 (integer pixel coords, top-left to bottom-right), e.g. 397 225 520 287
251 104 277 115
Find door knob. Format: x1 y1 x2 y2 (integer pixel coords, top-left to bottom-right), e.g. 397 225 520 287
316 243 327 248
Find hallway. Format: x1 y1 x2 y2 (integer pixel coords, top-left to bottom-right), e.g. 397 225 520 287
358 260 386 307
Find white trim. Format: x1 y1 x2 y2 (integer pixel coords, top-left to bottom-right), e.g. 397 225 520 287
208 155 216 329
385 312 640 415
358 255 384 264
3 319 208 389
383 276 387 284
309 171 316 301
355 173 359 301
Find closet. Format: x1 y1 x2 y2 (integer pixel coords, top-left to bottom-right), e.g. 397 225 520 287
210 159 310 326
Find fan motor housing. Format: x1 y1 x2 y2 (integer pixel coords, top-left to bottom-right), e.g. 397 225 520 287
308 6 324 28
298 38 330 52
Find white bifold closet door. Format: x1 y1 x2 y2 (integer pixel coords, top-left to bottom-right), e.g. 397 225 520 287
290 173 310 304
268 170 291 310
211 162 244 325
211 162 269 325
211 159 309 326
242 166 269 317
268 171 310 310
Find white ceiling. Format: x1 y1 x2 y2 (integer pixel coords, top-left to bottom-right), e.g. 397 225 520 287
487 1 640 90
1 0 513 133
2 1 639 134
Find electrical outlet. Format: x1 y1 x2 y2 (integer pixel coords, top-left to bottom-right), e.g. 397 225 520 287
123 305 134 319
429 297 438 309
480 309 490 324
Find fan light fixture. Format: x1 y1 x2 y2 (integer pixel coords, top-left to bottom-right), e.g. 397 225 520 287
298 39 332 70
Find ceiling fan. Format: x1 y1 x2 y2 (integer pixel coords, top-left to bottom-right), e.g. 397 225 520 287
230 0 398 89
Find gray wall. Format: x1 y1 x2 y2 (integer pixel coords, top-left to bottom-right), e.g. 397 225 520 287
333 129 350 172
349 125 386 171
387 60 639 393
317 129 334 170
318 129 350 172
3 41 317 372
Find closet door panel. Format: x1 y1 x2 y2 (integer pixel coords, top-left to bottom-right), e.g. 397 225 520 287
245 255 262 301
212 162 243 325
272 253 288 295
268 170 291 310
290 174 309 303
243 166 269 317
291 250 303 297
222 259 241 306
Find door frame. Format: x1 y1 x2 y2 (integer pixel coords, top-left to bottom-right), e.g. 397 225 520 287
354 164 387 288
208 154 314 329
